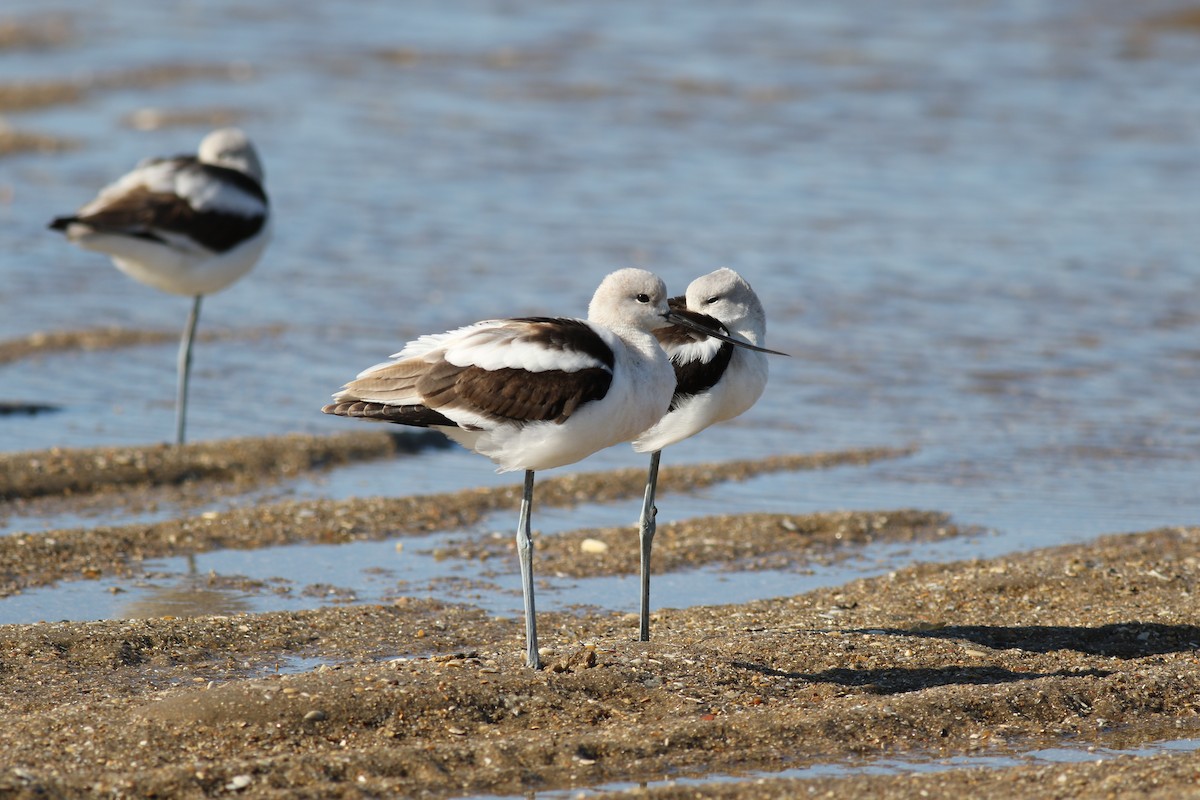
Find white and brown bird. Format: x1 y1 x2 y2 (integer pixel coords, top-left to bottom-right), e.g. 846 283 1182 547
322 268 764 669
632 267 786 642
50 127 271 445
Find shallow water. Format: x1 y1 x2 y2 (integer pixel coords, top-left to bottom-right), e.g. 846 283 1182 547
4 0 1198 505
0 504 994 627
492 737 1200 798
2 0 1200 649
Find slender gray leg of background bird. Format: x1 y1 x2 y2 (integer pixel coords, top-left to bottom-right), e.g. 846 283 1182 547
175 295 203 446
638 449 661 642
516 470 541 669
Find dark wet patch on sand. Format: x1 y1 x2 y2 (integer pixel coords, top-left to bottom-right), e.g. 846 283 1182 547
1137 6 1200 36
0 324 287 366
0 429 446 503
0 125 78 157
0 62 256 113
0 14 72 51
122 106 256 132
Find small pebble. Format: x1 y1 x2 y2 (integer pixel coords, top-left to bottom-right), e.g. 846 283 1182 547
225 775 252 791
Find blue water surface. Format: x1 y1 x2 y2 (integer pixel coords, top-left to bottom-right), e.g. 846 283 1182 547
1 0 1199 608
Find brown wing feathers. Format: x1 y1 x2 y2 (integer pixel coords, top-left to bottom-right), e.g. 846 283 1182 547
449 365 612 423
323 320 615 428
50 161 267 253
320 400 456 427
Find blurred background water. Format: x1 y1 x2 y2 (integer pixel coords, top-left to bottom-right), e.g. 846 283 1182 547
3 0 1200 620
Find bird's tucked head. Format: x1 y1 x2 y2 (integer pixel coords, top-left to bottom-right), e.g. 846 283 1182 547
684 267 766 341
198 128 265 184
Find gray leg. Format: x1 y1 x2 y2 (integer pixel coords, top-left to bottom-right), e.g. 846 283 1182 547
516 470 541 669
638 449 662 642
175 295 203 446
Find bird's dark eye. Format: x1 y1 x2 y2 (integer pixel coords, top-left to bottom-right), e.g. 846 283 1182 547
705 296 720 305
635 293 651 303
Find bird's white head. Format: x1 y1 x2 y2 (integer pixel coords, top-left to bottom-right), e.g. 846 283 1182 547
587 268 671 332
684 267 767 342
198 128 265 184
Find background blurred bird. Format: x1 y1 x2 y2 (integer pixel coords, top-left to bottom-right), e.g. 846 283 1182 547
50 127 271 445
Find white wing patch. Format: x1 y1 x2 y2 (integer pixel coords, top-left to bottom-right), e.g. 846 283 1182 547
363 318 613 384
175 168 266 216
427 320 612 374
77 161 175 216
79 158 266 219
667 335 725 366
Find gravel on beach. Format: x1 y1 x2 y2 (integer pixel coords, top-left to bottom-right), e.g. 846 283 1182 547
1 436 1198 799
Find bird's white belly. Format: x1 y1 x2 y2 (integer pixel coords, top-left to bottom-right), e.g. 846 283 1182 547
84 223 270 297
634 350 768 453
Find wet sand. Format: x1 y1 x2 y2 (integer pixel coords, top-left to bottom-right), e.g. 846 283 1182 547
0 34 259 157
1 435 1199 798
0 438 911 595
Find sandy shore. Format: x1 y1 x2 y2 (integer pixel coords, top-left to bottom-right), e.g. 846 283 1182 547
1 435 1198 798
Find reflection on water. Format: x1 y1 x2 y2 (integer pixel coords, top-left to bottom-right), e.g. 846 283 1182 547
119 583 253 620
0 516 989 625
117 555 254 619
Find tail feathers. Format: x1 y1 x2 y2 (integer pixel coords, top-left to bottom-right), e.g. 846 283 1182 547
49 216 80 233
322 400 457 429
